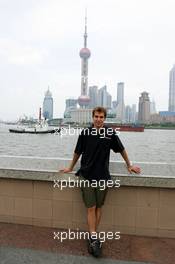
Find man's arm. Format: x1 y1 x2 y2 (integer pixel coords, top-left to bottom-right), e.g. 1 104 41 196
59 152 80 173
120 149 141 174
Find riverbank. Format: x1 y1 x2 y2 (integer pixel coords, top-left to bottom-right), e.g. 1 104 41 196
145 125 175 130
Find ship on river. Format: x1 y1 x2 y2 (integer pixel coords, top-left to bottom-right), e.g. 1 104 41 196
104 123 144 132
9 108 60 134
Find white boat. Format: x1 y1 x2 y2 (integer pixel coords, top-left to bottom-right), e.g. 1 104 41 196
9 121 61 134
9 107 61 134
9 121 60 134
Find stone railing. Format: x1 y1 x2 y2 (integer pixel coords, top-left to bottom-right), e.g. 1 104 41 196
0 157 175 238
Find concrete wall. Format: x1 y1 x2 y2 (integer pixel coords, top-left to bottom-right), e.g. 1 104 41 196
0 170 175 238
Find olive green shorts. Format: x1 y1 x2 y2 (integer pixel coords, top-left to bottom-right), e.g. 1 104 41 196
78 176 108 208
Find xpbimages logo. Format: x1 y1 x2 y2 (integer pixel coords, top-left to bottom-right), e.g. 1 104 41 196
53 229 120 243
57 125 120 138
53 178 120 190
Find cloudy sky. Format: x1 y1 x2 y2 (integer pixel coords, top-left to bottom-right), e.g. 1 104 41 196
0 0 175 121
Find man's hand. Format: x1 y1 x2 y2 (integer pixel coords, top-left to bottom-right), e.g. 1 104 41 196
59 168 72 173
127 165 141 174
59 153 80 174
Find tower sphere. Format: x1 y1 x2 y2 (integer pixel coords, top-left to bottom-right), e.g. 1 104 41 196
78 95 90 106
79 48 91 59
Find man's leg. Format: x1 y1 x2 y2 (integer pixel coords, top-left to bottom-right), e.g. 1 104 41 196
87 206 102 234
84 185 108 233
95 185 108 230
87 205 103 258
79 176 105 257
87 205 96 234
95 207 102 230
79 176 97 234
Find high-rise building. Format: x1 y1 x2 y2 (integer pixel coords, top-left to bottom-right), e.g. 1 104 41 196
169 65 175 112
125 105 132 123
78 13 91 108
112 100 117 109
106 92 112 109
97 85 110 108
125 104 137 123
138 91 150 123
43 87 53 119
131 104 137 123
89 86 98 108
98 86 106 106
150 99 157 114
116 82 125 122
117 82 124 103
65 99 77 110
64 98 77 118
89 85 111 109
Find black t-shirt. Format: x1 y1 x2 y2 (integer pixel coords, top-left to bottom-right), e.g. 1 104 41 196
74 126 125 181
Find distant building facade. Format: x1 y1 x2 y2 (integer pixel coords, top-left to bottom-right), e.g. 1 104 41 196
64 98 77 119
125 105 132 123
169 65 175 112
150 111 175 124
89 86 98 108
97 85 112 109
150 100 157 114
66 99 77 110
70 108 92 124
138 91 150 123
131 104 137 123
112 100 117 109
116 82 125 122
43 88 53 119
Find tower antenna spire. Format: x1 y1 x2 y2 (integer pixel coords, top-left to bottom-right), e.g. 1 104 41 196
84 8 87 48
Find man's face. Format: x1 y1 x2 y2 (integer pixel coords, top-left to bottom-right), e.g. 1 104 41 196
92 111 105 128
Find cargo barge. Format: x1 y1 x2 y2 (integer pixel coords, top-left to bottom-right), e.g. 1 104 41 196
105 123 144 132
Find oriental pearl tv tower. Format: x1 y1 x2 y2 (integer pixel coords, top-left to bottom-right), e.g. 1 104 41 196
78 13 91 108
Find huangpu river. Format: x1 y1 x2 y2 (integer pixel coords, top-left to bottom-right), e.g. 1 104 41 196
0 124 175 170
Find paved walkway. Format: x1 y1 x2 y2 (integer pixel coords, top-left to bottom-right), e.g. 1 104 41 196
1 223 175 264
0 247 152 264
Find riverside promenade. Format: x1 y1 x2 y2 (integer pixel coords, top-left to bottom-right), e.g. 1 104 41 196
0 157 175 264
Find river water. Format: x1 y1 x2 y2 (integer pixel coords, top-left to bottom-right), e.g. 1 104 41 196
0 124 175 164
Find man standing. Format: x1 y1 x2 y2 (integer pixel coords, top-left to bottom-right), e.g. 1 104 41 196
60 106 141 257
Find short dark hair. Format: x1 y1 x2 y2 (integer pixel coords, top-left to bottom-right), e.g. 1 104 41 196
92 107 107 118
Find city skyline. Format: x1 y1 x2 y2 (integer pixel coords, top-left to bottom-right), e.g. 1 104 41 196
0 0 175 120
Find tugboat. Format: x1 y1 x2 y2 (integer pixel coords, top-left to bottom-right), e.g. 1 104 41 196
9 108 60 134
9 126 58 134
